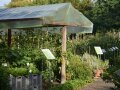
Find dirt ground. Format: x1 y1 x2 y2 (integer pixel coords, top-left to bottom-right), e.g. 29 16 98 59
79 78 115 90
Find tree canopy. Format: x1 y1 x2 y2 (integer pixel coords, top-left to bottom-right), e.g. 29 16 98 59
8 0 94 14
88 0 120 32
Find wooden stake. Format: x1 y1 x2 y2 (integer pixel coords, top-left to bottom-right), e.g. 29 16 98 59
61 26 67 84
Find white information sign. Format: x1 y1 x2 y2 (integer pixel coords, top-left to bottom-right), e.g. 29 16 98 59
94 46 103 55
41 49 55 60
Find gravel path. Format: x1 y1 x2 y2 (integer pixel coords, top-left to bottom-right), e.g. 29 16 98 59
79 78 115 90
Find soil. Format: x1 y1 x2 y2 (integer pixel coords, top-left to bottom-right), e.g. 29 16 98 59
79 78 115 90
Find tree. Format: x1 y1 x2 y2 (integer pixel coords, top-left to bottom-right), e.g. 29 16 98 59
88 0 120 33
8 0 94 14
7 0 33 7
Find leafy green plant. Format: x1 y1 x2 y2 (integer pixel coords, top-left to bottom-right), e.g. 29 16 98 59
67 52 93 81
102 66 120 89
102 55 120 89
82 53 109 70
8 67 28 76
76 33 120 60
113 74 120 89
50 79 92 90
0 67 11 90
8 63 40 77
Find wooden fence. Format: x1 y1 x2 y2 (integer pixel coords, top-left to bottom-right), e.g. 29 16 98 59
9 74 42 90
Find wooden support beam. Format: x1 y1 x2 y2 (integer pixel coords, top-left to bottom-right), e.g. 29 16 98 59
8 29 11 47
61 26 67 84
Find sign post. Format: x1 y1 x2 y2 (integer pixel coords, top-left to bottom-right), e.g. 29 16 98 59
41 49 55 89
94 46 103 59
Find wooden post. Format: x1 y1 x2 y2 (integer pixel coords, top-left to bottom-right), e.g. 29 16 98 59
8 29 11 47
119 32 120 39
61 26 67 84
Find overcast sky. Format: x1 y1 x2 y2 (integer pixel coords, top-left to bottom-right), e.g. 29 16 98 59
0 0 11 7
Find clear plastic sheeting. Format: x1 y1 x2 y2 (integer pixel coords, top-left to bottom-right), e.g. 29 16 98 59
0 3 66 20
0 3 93 33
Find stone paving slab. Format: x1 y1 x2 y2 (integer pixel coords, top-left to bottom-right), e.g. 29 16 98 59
79 78 115 90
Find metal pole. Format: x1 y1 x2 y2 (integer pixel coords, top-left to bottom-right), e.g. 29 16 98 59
100 54 101 60
40 59 43 90
114 51 115 65
89 46 91 54
98 55 100 60
48 61 51 89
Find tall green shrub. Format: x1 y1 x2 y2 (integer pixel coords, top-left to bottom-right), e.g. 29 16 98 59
67 52 93 81
103 55 120 89
0 67 11 90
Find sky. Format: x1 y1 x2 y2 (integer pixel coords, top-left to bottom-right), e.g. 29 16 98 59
0 0 11 7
